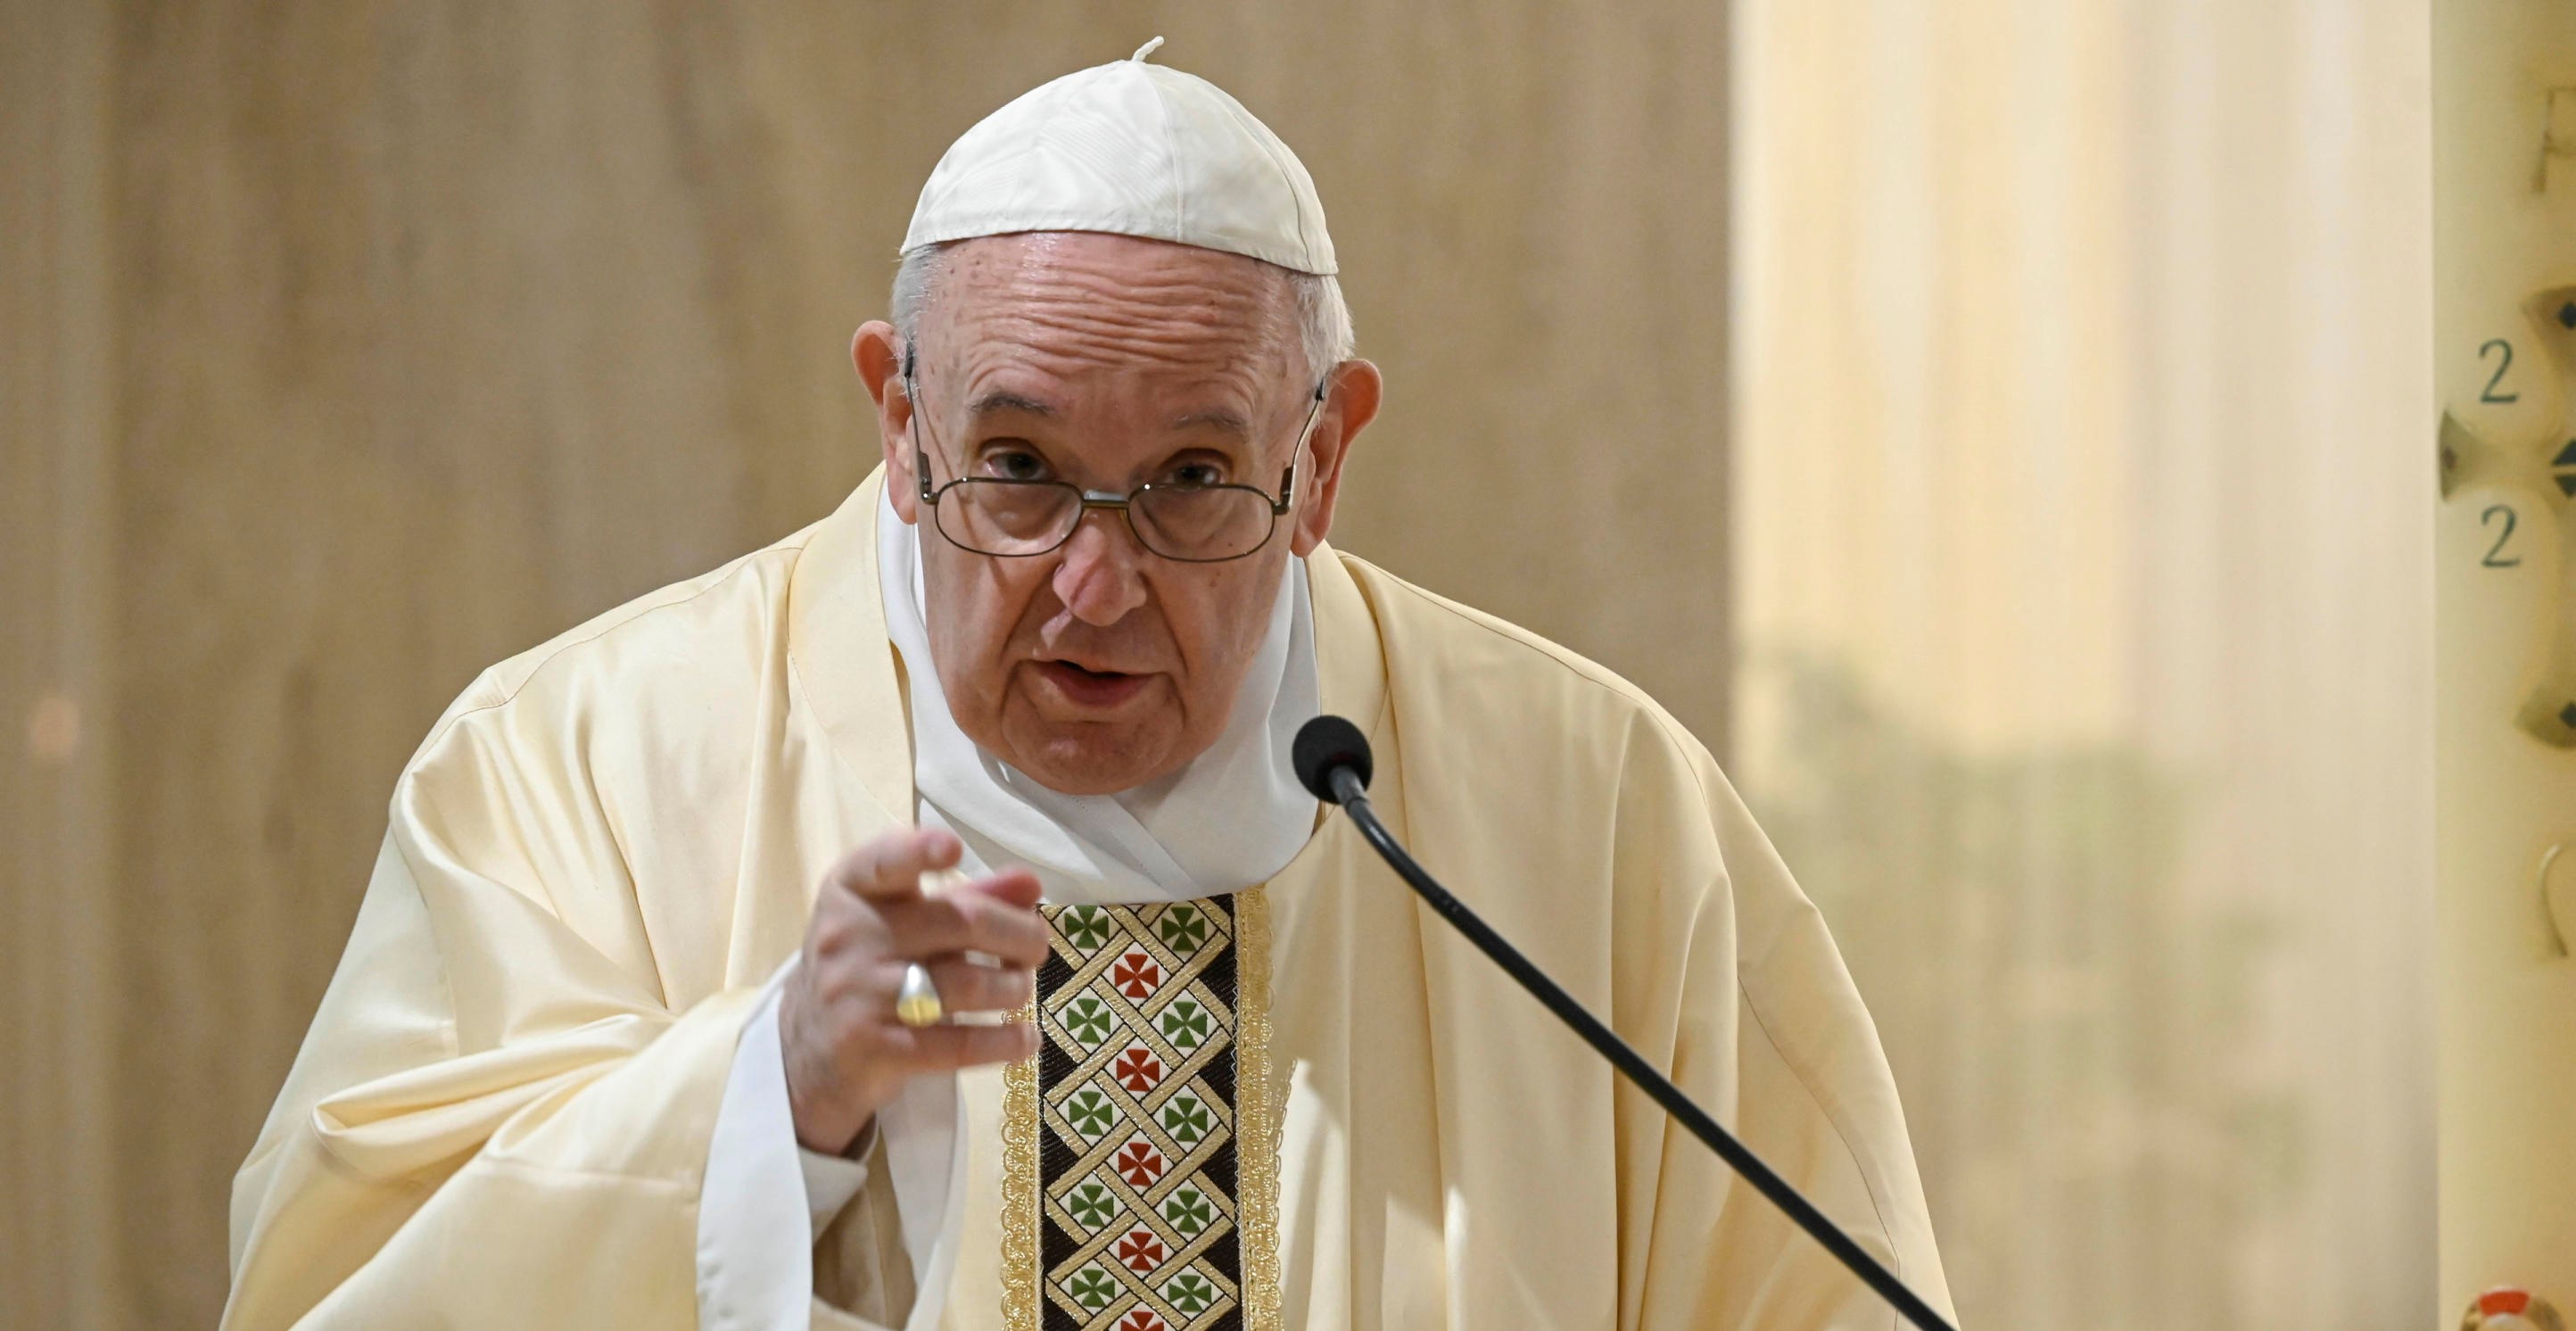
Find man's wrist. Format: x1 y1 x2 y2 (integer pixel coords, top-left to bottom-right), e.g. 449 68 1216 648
780 1008 881 1154
783 1052 876 1154
796 1109 876 1159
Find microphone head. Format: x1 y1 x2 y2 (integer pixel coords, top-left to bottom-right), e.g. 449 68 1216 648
1292 715 1373 804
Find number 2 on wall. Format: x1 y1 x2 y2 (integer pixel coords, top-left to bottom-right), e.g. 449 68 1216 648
2484 503 2523 567
2481 338 2521 404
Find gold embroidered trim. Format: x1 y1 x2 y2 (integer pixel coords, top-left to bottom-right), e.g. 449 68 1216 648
1002 1021 1040 1329
1234 886 1281 1328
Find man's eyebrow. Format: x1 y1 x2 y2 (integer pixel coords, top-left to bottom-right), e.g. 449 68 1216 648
1172 407 1253 438
962 393 1254 437
967 391 1055 418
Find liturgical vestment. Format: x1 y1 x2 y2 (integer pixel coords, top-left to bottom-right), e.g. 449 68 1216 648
226 471 1953 1329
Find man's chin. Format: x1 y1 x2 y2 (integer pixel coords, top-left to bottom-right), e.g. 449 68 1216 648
1003 723 1184 797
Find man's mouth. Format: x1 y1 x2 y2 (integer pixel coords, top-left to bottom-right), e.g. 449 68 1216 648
1032 659 1153 709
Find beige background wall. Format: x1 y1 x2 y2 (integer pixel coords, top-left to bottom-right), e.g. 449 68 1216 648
0 4 1729 1326
1731 0 2436 1326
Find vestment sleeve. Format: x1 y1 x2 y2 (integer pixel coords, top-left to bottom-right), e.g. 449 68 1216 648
224 703 770 1329
698 964 912 1328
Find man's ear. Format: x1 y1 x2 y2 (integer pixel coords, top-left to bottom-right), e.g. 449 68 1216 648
854 321 919 523
1290 359 1383 557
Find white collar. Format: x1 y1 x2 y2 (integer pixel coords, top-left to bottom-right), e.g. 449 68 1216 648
875 487 1319 905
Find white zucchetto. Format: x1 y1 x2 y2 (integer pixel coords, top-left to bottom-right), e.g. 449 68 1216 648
902 37 1337 276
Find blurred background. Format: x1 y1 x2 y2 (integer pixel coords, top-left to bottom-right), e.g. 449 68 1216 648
2 2 2436 1328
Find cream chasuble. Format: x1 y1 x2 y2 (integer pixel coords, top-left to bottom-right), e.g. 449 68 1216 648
226 470 1954 1330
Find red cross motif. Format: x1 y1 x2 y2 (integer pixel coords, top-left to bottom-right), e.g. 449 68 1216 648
1113 1137 1166 1187
1115 1226 1168 1274
1112 949 1162 999
1112 1044 1165 1094
1117 1310 1169 1331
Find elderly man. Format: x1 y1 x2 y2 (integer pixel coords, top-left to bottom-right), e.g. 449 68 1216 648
227 45 1950 1331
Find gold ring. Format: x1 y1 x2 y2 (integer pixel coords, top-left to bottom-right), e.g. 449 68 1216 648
896 962 945 1028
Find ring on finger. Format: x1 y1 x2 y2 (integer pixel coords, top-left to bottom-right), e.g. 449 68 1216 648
896 962 945 1028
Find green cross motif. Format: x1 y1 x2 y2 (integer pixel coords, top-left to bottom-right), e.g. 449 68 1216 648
1059 905 1113 954
1064 1262 1120 1311
1160 1089 1212 1146
1063 993 1118 1046
1163 1269 1218 1315
1161 1185 1215 1237
1158 998 1210 1051
1064 1086 1118 1139
1158 905 1209 955
1064 1179 1119 1232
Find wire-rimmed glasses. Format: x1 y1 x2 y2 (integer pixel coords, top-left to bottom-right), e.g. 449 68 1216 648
904 363 1325 564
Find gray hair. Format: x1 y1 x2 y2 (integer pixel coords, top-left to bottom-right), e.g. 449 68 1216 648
889 241 1354 384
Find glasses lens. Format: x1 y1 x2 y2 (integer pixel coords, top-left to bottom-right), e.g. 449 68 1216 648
1132 485 1277 561
938 480 1079 555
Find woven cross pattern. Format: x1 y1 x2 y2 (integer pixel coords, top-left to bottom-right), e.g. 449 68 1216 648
1031 897 1244 1331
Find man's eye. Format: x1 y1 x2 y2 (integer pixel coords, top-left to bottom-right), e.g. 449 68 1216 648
981 450 1052 482
1164 463 1228 488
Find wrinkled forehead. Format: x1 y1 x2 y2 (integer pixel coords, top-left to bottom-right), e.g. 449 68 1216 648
918 233 1305 401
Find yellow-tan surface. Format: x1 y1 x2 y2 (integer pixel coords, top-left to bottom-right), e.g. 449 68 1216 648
1733 0 2437 1325
2433 0 2576 1310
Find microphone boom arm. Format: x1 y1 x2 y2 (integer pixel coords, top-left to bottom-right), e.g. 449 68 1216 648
1327 767 1958 1331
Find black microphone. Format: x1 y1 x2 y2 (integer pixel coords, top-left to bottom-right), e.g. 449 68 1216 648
1291 715 1958 1331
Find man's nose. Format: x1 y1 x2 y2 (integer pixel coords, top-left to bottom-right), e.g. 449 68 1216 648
1052 509 1150 625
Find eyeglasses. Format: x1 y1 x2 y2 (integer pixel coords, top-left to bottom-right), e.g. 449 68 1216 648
904 358 1325 564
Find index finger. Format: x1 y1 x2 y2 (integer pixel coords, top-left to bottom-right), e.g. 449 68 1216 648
823 828 964 902
949 865 1044 912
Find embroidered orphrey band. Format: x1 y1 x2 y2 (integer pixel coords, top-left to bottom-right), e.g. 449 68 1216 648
1003 889 1277 1330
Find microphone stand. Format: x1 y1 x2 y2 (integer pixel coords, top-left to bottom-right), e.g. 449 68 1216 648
1326 767 1960 1331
